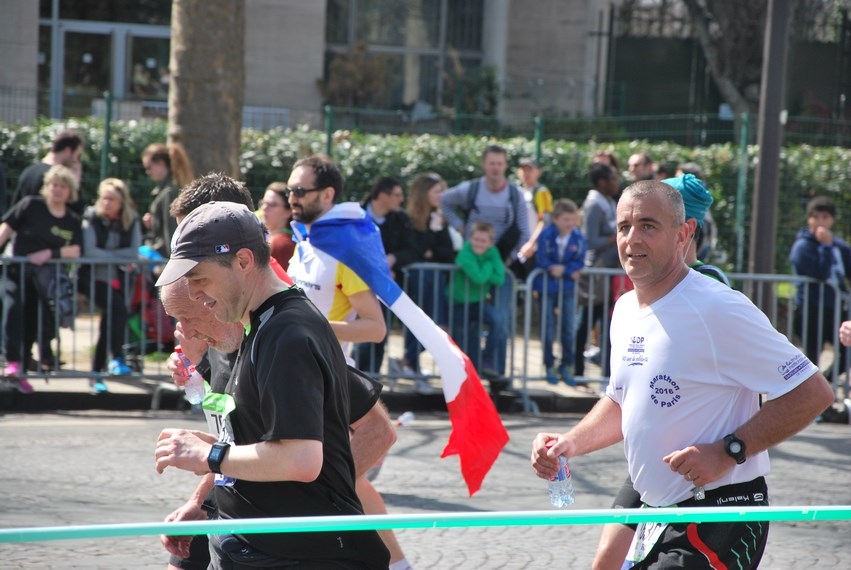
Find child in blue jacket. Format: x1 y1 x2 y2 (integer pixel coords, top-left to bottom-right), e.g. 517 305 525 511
534 199 586 385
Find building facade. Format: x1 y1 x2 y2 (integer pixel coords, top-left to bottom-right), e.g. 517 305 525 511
0 0 611 126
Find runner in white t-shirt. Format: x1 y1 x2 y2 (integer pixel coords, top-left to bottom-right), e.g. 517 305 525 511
531 180 834 570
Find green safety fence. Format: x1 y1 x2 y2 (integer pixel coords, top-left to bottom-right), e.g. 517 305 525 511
2 506 850 543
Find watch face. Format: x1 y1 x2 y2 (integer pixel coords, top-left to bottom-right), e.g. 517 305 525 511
729 441 743 454
210 446 225 461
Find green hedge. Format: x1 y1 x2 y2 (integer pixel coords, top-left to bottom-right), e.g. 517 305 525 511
2 118 850 274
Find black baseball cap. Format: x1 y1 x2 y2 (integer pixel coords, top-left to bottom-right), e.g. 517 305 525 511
155 201 266 287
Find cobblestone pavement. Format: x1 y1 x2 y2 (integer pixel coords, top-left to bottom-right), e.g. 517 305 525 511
2 410 850 569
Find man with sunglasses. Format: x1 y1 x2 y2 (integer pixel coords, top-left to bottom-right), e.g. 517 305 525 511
285 155 414 570
285 156 387 362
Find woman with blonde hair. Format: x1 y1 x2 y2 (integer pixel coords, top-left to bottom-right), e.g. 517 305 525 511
80 178 142 391
0 165 82 392
141 142 193 258
398 173 456 387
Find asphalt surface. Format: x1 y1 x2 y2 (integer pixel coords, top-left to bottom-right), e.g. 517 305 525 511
2 409 850 569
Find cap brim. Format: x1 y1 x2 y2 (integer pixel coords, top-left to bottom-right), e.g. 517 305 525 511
155 258 200 287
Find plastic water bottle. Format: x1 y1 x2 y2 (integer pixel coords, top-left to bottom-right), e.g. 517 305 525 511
396 411 415 427
548 455 575 508
174 346 206 405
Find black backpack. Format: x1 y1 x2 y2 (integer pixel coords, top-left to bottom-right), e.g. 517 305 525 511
461 178 523 260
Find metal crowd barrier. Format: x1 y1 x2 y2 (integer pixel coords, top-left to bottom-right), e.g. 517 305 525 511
388 263 848 414
2 257 847 413
0 256 174 391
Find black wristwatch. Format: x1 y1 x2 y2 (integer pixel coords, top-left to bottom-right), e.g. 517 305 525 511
723 434 746 464
207 442 230 474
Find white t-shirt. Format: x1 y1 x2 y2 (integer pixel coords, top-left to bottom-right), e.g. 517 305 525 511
288 239 370 364
606 270 818 506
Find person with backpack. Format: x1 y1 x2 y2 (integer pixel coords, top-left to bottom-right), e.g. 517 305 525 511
440 144 531 388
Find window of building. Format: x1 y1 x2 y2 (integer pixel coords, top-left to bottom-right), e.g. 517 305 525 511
42 0 172 26
128 37 170 101
325 0 483 109
38 1 171 117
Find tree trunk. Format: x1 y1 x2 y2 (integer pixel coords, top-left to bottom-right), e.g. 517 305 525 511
169 0 245 178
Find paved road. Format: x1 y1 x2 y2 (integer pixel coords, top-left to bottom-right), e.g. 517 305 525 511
2 410 850 569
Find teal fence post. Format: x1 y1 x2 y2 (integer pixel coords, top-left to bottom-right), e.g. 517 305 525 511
734 112 750 273
533 116 543 162
100 91 112 182
324 105 334 158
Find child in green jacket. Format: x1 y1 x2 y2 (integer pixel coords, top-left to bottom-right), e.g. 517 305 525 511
449 221 506 369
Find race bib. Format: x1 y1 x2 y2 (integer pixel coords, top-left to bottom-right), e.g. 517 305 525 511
202 392 237 487
625 520 668 564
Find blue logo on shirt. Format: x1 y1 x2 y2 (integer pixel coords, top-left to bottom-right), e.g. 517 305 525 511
623 336 647 366
777 354 810 381
649 374 681 408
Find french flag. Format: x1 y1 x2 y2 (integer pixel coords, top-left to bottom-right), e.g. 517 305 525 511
296 203 509 496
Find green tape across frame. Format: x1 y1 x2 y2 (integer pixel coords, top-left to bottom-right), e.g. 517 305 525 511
1 506 850 543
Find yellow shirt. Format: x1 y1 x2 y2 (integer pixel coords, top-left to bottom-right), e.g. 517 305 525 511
288 239 370 360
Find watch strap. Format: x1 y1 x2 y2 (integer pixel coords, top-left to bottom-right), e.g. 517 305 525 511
207 442 230 474
723 433 746 464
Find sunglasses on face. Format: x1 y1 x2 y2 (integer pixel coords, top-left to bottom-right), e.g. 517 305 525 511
284 185 325 199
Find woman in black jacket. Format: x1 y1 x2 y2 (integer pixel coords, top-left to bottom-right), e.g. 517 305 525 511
0 165 82 393
81 178 141 392
400 173 456 381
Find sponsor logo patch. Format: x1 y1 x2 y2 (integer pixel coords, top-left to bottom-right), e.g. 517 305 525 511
777 354 810 381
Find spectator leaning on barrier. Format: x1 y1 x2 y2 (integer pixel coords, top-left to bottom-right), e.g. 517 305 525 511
533 198 586 387
532 180 834 570
153 201 390 569
80 178 142 392
0 164 82 393
790 196 851 384
440 144 531 383
448 221 506 393
395 172 456 386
